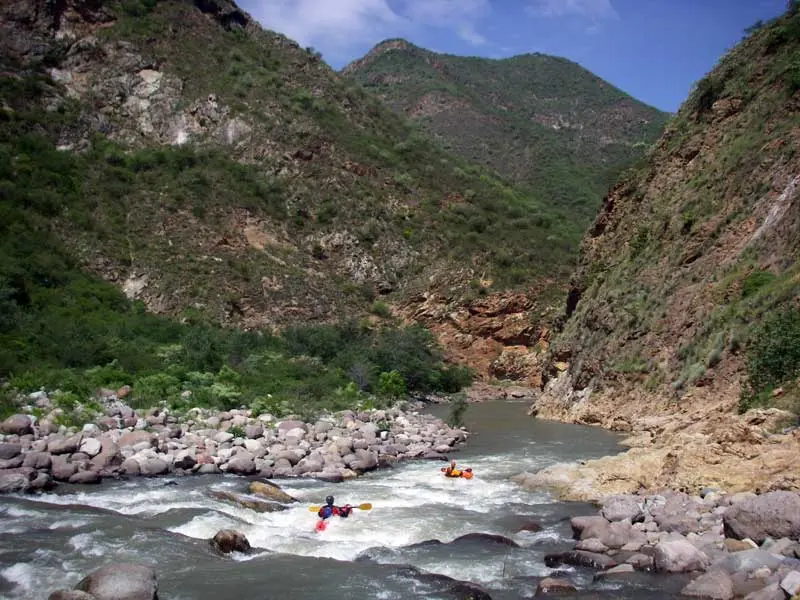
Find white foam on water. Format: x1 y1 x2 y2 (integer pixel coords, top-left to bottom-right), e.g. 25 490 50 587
49 518 91 530
68 532 107 557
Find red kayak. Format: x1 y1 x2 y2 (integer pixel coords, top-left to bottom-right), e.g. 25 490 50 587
315 520 327 532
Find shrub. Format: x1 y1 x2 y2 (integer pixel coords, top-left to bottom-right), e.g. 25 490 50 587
740 309 800 412
370 301 391 318
377 370 406 399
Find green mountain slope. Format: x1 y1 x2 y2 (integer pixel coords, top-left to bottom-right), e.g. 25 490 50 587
0 0 586 342
536 3 800 418
343 40 669 222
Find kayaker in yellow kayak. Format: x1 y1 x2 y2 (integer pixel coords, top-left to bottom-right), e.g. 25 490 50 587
442 460 473 478
443 460 461 477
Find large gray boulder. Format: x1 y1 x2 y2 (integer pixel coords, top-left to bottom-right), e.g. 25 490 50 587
654 539 711 573
1 414 32 435
601 495 644 522
22 451 52 469
74 563 158 600
723 491 800 544
0 470 32 493
226 456 256 475
0 443 22 460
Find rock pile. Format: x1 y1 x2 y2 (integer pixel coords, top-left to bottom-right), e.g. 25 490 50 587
539 489 800 599
0 401 468 493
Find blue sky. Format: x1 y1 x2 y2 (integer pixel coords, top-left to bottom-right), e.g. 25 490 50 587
239 0 788 113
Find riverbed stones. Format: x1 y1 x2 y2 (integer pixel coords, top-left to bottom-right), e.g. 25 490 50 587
723 491 800 543
74 563 158 600
0 403 468 493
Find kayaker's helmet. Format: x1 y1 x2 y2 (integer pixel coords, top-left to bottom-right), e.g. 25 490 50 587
325 495 334 506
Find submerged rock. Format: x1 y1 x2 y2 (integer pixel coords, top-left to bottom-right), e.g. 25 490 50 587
210 529 251 554
248 480 297 503
74 563 158 600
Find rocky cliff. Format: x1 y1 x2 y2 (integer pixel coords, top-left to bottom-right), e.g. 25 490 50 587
0 0 580 334
525 6 800 498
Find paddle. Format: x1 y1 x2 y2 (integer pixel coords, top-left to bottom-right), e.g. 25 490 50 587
308 502 372 512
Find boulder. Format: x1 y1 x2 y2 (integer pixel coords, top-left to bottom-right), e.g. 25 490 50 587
535 577 576 595
244 424 263 439
276 420 306 433
121 458 141 476
74 563 158 600
51 456 79 481
139 458 169 476
0 471 32 493
79 438 102 457
653 539 710 573
118 431 154 448
226 457 256 475
48 435 81 455
210 529 251 554
723 491 800 544
248 480 298 503
601 494 644 522
1 414 33 435
681 570 734 600
22 451 52 470
208 490 288 513
0 443 22 460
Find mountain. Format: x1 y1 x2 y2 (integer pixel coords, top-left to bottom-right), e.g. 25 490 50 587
525 4 800 497
0 0 585 343
343 40 669 223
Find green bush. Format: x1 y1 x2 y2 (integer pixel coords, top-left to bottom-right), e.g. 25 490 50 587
740 309 800 412
377 370 406 398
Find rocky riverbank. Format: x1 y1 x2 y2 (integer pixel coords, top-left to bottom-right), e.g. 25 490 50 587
524 371 800 500
0 395 468 494
531 489 800 599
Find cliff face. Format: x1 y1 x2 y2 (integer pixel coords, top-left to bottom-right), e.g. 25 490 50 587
0 0 581 332
523 7 800 498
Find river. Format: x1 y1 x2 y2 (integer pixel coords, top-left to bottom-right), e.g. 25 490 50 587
0 400 687 599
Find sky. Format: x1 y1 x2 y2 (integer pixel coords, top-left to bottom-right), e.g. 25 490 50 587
237 0 789 113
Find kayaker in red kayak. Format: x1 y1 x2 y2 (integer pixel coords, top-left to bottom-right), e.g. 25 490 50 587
317 496 353 521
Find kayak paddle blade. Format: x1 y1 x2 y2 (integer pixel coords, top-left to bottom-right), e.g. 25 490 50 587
309 502 372 512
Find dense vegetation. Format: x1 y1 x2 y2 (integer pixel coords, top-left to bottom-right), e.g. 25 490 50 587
547 2 800 414
344 42 668 225
0 75 471 423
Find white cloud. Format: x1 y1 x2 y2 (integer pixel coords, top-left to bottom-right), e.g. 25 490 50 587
243 0 404 53
239 0 493 57
527 0 618 21
458 23 488 46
